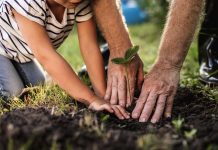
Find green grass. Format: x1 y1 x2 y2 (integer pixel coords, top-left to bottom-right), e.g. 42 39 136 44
58 27 81 71
58 21 218 100
58 22 199 76
0 21 218 115
0 21 218 150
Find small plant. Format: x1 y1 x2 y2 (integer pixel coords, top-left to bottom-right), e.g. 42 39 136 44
172 117 184 133
184 128 197 140
100 114 110 122
137 134 171 150
79 113 105 136
50 140 58 150
207 144 218 150
7 138 14 150
111 45 140 104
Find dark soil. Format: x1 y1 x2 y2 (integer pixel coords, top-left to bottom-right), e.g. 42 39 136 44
0 87 218 150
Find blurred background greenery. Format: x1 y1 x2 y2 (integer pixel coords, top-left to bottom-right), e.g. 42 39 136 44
58 0 198 78
58 0 218 98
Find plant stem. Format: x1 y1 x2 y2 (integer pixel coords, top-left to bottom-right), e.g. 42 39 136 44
125 64 131 106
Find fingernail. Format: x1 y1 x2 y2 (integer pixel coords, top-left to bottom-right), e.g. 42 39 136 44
126 116 130 119
139 118 146 122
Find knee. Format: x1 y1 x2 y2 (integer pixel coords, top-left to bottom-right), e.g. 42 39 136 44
0 82 24 101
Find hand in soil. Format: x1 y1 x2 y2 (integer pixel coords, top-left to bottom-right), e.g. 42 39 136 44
89 98 130 120
132 63 180 123
105 55 144 107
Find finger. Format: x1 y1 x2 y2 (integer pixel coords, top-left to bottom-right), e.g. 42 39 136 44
102 104 114 113
112 105 124 120
126 78 136 107
118 76 127 107
132 91 149 119
137 63 144 91
151 95 167 123
164 90 176 118
110 77 118 105
115 105 130 119
104 78 112 101
139 91 158 122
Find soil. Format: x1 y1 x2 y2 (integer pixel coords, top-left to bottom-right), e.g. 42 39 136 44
0 87 218 150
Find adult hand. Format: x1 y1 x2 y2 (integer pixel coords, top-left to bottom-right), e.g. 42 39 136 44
89 97 130 120
132 63 180 123
104 55 144 108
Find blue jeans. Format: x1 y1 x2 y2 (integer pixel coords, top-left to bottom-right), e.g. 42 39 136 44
0 55 45 100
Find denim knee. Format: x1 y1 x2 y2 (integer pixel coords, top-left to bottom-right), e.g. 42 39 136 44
0 84 10 101
0 81 24 101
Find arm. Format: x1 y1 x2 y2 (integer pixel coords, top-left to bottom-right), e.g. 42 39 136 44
92 0 131 56
132 0 204 123
157 0 204 68
77 18 106 98
13 9 130 119
92 0 144 107
12 10 95 105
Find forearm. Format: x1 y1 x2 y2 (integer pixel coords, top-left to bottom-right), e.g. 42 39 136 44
92 0 132 57
81 48 106 98
37 52 95 105
77 19 106 98
156 0 204 69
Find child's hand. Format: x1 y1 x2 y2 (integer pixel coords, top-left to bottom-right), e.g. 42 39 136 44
88 98 130 120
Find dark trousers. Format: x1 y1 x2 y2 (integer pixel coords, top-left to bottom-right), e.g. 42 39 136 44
198 0 218 65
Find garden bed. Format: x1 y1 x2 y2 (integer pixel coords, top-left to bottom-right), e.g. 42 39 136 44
0 87 218 150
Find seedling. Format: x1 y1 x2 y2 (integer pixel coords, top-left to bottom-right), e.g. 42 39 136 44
100 114 110 122
172 117 184 133
137 134 171 150
184 129 197 140
111 45 140 105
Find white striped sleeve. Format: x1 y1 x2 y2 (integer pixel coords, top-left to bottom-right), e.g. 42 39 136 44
4 0 46 26
75 0 93 23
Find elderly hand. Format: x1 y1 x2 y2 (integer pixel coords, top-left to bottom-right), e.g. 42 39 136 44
104 55 144 108
132 63 180 123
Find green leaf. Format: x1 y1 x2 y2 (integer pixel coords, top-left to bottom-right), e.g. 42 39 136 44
184 129 197 140
111 57 129 64
125 45 139 61
111 45 140 64
100 114 110 122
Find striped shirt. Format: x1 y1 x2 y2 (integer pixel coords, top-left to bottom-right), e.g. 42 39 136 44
0 0 92 63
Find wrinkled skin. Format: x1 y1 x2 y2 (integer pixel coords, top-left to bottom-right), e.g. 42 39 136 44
132 0 204 123
132 63 180 123
92 0 204 123
92 0 144 107
105 55 144 107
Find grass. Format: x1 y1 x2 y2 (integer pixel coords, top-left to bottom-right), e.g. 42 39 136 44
0 21 218 150
58 22 199 76
59 21 217 99
0 21 218 115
